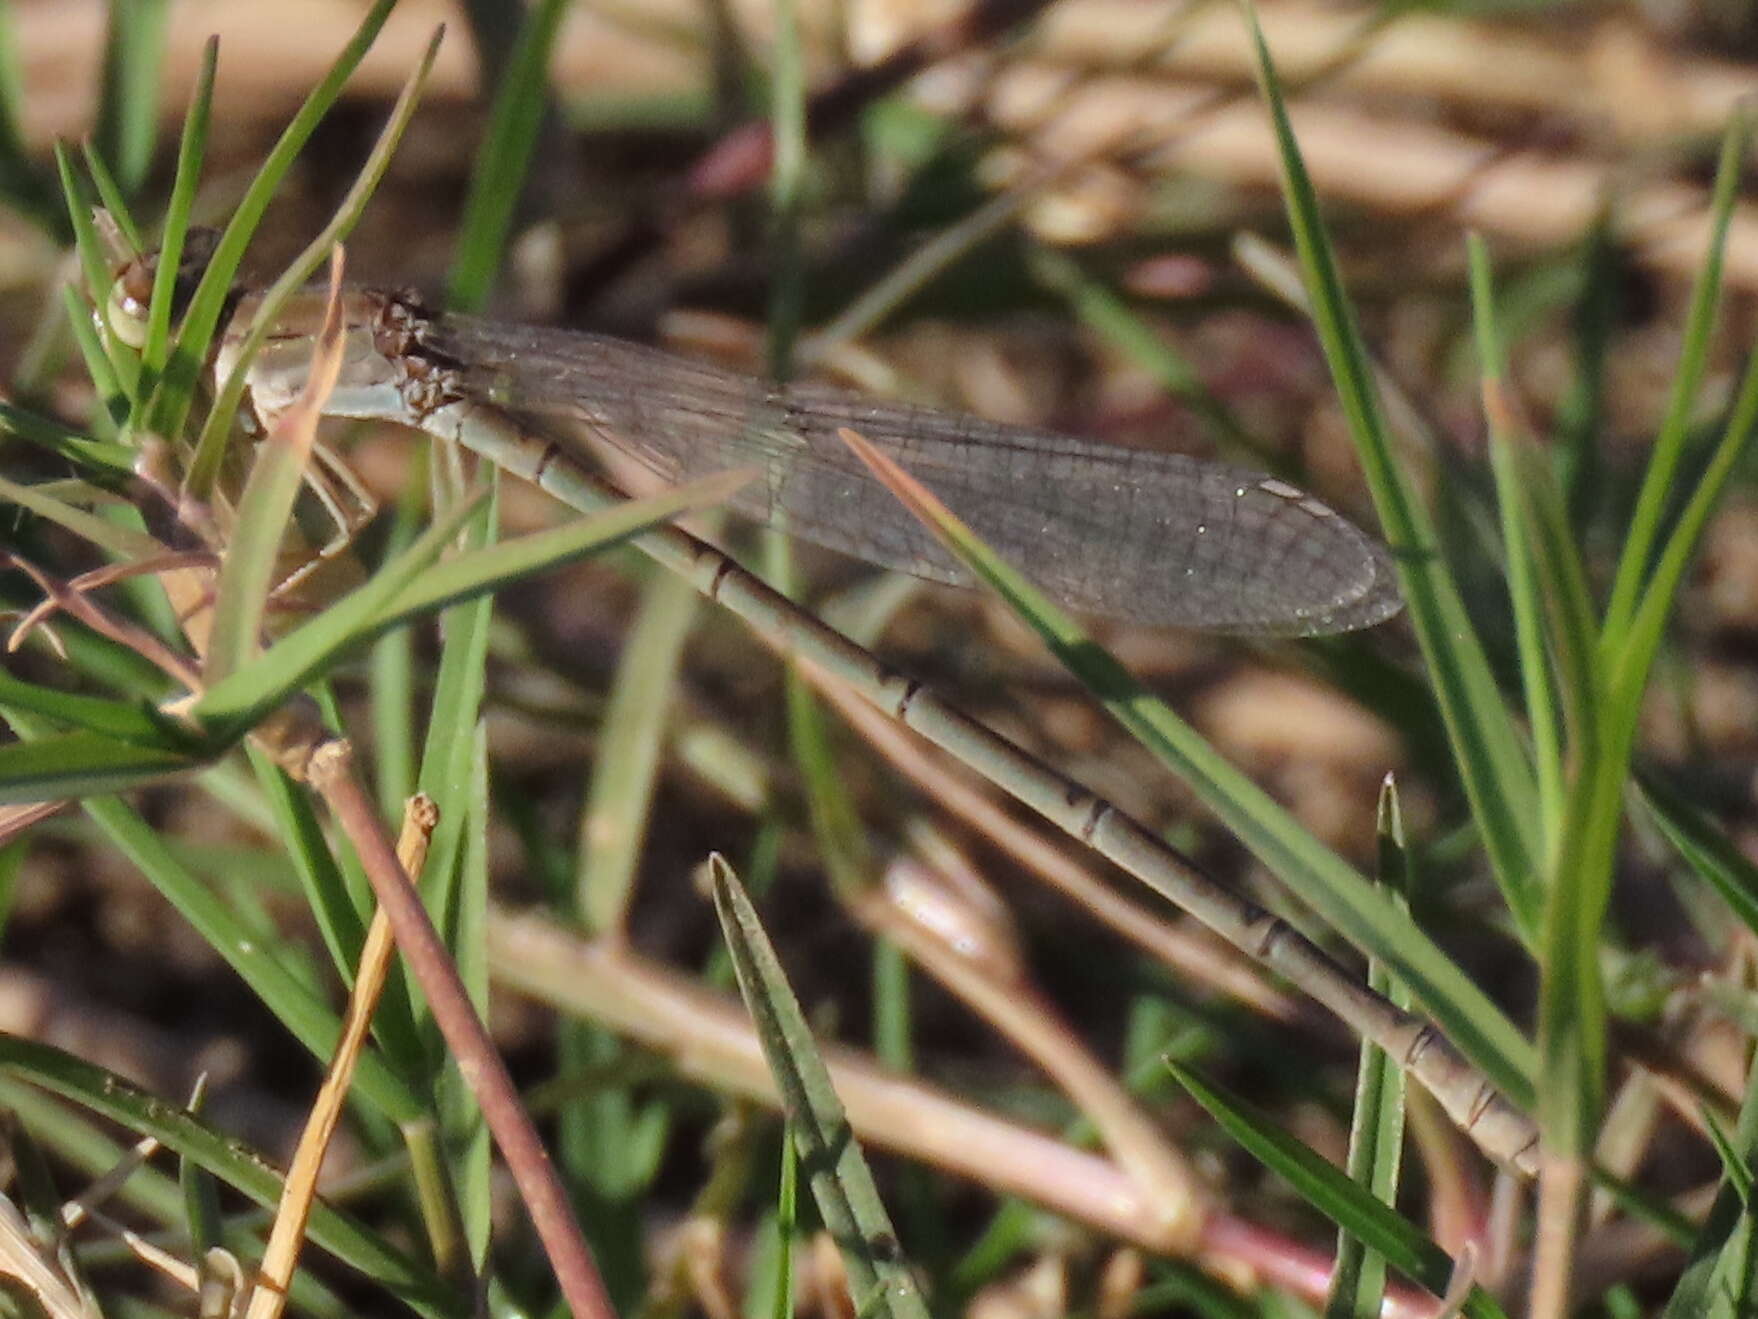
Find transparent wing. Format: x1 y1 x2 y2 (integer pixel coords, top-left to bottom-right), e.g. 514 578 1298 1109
425 314 1401 634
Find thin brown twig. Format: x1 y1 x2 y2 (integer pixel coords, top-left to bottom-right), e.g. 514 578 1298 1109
0 553 203 689
245 793 443 1319
302 740 615 1319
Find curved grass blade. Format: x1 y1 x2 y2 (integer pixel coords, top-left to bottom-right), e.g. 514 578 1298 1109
147 0 398 448
1167 1058 1506 1319
187 23 441 493
0 1034 461 1319
1601 110 1750 647
1244 3 1543 932
710 855 931 1319
1639 772 1758 939
132 36 217 389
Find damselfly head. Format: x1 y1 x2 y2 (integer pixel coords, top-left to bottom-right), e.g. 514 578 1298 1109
103 226 221 349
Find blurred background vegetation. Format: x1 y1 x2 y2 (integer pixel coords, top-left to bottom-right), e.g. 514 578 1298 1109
0 0 1755 1315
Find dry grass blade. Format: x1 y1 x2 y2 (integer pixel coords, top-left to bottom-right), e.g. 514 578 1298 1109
245 793 442 1319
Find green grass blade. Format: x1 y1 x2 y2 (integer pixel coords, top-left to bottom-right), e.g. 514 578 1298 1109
186 490 490 740
93 0 170 196
0 470 164 559
1243 4 1542 926
1326 782 1412 1319
1469 238 1564 847
710 855 931 1319
1615 341 1758 709
0 668 185 746
1639 772 1758 939
576 568 701 935
1659 1046 1758 1315
1540 271 1758 1160
134 37 217 387
78 142 142 255
0 402 133 473
369 476 427 816
1601 109 1749 647
409 481 499 968
0 729 196 802
446 0 570 312
1166 1058 1506 1319
186 24 441 493
0 1035 459 1317
147 0 398 447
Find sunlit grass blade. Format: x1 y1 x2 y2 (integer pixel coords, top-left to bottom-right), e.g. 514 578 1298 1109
187 24 440 494
147 0 399 447
1243 4 1542 929
1539 198 1758 1171
1166 1058 1507 1319
447 0 570 312
134 37 218 388
832 422 1536 1115
709 855 932 1319
185 489 489 740
1601 109 1750 647
0 1035 460 1318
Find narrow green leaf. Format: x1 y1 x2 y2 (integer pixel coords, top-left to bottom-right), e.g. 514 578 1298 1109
710 856 931 1319
184 489 487 739
447 0 570 312
93 0 170 195
135 37 217 385
1168 1059 1506 1319
1640 772 1758 939
1244 5 1542 927
1601 110 1749 646
0 668 185 747
0 1035 459 1318
148 0 399 446
0 729 196 802
187 23 441 492
576 568 700 934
